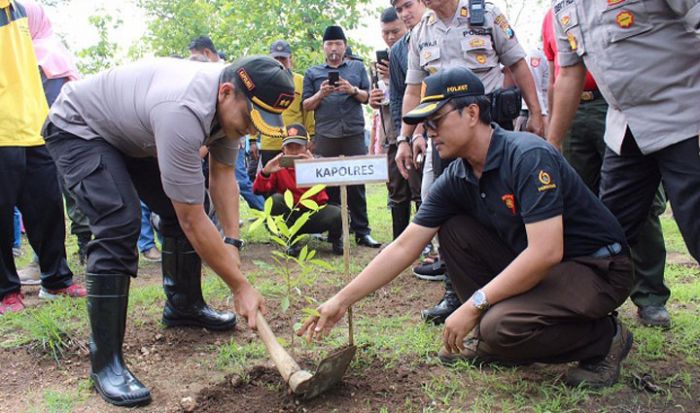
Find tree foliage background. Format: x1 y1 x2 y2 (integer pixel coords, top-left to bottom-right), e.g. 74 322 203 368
136 0 374 72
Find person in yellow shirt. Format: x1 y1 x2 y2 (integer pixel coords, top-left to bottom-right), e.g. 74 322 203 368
0 0 85 315
254 40 315 165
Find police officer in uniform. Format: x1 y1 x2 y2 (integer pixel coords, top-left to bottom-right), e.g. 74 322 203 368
395 0 546 324
547 2 700 287
301 67 635 389
43 56 291 406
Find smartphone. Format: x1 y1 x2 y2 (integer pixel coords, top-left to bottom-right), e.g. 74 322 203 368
375 50 389 65
328 71 340 87
279 155 303 168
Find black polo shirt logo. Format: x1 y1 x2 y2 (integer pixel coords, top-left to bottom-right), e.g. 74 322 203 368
501 194 516 215
537 170 557 192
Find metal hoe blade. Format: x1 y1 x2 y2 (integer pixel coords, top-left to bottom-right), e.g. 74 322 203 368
294 345 357 400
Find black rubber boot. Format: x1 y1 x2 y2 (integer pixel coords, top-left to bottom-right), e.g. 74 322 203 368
161 236 236 331
421 275 461 325
76 232 92 265
390 202 412 240
87 274 151 407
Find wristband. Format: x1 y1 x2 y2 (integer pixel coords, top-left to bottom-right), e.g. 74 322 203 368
223 237 244 250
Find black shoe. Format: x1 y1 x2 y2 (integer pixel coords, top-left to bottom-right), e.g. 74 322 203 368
286 244 303 257
413 258 446 281
637 305 671 328
356 234 381 248
161 236 236 331
421 286 461 325
87 274 152 407
330 238 344 255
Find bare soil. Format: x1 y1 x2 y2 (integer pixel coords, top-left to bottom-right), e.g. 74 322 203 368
1 244 699 413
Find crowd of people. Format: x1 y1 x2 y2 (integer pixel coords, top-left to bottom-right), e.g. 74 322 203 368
1 0 698 408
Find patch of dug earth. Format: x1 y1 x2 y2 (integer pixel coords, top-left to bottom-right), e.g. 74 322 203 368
194 359 431 413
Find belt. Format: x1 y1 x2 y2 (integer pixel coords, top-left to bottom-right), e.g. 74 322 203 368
580 89 602 102
590 242 622 259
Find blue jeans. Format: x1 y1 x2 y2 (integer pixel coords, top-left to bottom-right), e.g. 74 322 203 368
138 201 162 252
12 208 21 249
236 146 264 211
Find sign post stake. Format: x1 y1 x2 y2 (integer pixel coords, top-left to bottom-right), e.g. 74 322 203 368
340 183 354 346
294 154 388 348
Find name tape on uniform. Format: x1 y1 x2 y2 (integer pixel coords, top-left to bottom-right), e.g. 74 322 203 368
295 155 388 187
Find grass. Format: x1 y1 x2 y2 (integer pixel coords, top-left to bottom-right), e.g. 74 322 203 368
2 184 699 412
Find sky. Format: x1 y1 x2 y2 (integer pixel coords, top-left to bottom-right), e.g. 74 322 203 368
46 0 550 61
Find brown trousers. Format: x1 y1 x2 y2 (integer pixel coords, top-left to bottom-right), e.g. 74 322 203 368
438 215 634 364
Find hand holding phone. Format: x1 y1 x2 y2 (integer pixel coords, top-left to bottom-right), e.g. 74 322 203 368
328 71 340 87
279 155 303 168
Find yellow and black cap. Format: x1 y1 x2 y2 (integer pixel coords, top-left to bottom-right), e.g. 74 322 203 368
229 55 295 138
403 66 485 125
283 124 310 146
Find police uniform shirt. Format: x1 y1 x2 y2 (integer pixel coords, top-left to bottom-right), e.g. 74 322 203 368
523 48 549 116
48 58 238 204
406 0 527 93
413 125 626 258
552 0 700 155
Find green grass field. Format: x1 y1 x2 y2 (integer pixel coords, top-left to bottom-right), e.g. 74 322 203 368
1 184 698 412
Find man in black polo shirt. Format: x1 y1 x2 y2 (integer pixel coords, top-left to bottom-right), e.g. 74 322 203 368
300 67 635 388
302 25 381 248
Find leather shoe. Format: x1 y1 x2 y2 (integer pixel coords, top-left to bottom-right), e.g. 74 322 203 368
356 234 381 248
422 287 461 325
637 305 671 329
330 238 344 255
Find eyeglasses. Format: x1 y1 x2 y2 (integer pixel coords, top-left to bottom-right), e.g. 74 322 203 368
424 107 458 131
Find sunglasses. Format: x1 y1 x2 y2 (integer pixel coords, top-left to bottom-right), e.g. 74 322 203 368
424 107 459 131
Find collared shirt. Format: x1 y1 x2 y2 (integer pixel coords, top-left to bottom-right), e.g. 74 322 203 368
523 48 549 116
47 58 239 205
0 0 48 147
259 71 315 151
542 8 597 91
406 0 526 93
302 60 370 139
552 0 700 155
390 32 410 134
414 125 626 258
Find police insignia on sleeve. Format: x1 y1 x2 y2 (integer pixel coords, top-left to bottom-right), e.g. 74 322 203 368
537 170 557 192
530 57 541 68
567 32 578 51
460 6 469 17
494 15 515 39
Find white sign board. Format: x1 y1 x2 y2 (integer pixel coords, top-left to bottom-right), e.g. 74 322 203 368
294 155 389 187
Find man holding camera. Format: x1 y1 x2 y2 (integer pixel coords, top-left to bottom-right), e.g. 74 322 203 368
302 25 381 249
394 0 545 325
368 7 421 241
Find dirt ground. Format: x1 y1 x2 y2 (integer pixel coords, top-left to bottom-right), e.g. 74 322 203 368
1 243 699 412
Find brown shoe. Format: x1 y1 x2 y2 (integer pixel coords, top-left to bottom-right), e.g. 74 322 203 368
565 318 633 389
141 246 162 262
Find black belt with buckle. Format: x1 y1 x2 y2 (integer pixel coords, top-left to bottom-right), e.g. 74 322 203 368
580 89 602 102
591 242 622 259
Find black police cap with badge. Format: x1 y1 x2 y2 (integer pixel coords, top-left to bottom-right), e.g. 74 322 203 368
403 66 485 124
228 55 295 138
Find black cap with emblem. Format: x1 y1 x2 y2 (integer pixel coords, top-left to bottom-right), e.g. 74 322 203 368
269 39 292 58
227 55 295 138
403 66 485 124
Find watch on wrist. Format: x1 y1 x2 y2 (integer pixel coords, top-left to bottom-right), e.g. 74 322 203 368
223 236 244 250
351 86 359 96
470 289 490 312
396 135 410 145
